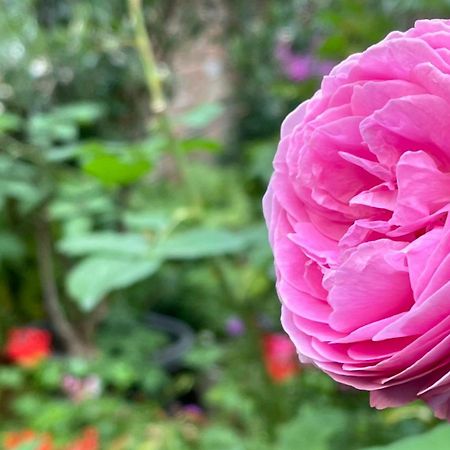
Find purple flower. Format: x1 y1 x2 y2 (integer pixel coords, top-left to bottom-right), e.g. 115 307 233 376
285 55 314 82
182 404 203 415
225 316 245 337
314 59 335 77
275 40 336 82
180 403 205 422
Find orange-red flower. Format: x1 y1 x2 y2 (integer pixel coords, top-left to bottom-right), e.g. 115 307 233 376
262 333 300 383
4 430 53 450
65 428 99 450
4 427 99 450
4 328 52 367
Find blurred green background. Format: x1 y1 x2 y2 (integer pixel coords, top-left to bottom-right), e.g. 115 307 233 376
1 1 450 449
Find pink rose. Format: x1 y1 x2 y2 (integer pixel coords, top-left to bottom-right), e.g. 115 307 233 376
264 19 450 420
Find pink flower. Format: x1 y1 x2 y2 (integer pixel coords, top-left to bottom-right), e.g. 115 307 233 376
62 374 102 403
264 19 450 420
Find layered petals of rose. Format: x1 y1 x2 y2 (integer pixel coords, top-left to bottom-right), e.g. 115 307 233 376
264 19 450 420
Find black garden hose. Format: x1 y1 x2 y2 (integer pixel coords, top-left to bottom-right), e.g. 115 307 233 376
146 312 195 369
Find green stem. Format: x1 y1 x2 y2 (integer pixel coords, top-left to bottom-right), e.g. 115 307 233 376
128 0 202 210
128 0 165 114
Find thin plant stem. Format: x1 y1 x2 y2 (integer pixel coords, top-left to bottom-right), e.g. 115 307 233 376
128 0 202 210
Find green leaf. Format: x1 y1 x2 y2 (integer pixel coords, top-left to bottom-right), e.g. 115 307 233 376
184 342 224 370
0 367 25 389
276 405 346 450
141 367 167 394
58 232 150 257
79 141 151 185
49 178 114 221
34 359 63 389
181 137 222 153
180 103 224 128
52 102 104 125
246 139 276 183
159 228 248 259
44 145 79 162
0 112 22 133
67 256 160 311
27 103 101 146
102 360 137 390
318 34 348 58
0 180 45 213
0 231 25 262
139 135 169 158
362 425 450 450
61 216 92 237
15 441 42 450
0 155 43 212
28 113 78 145
12 393 44 418
123 211 172 232
66 357 90 377
83 154 150 185
200 426 246 450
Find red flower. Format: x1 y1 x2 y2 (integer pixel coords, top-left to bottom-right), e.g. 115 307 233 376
4 430 53 450
65 428 99 450
4 328 52 367
262 333 300 383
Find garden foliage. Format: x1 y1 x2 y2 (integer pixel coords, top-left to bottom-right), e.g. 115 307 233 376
1 0 450 448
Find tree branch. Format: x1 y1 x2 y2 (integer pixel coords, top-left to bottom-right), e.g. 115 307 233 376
35 214 88 356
